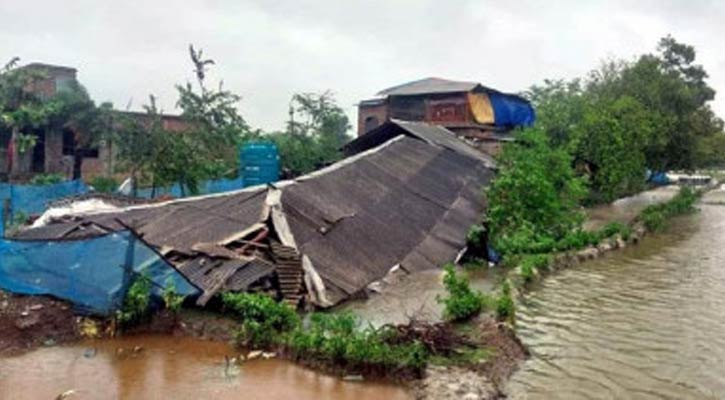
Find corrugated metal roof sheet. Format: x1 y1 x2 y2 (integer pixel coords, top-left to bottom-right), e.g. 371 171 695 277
343 120 496 168
377 77 484 96
282 137 493 303
16 132 494 307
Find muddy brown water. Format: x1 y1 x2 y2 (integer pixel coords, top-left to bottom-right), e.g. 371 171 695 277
506 190 725 399
583 186 679 231
0 335 411 400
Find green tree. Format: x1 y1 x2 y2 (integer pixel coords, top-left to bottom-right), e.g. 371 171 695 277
486 128 587 253
529 36 722 202
268 91 351 177
175 45 252 179
114 45 252 195
47 81 116 179
0 58 57 175
571 96 656 202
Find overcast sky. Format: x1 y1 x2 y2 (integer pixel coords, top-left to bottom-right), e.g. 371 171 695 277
2 0 723 131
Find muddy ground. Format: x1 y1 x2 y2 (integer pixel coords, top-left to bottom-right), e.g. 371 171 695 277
414 318 528 400
0 290 81 355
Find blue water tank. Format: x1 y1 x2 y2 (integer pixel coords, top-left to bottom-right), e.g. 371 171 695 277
241 142 280 186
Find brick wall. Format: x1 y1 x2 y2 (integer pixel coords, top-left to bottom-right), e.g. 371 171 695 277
357 103 389 136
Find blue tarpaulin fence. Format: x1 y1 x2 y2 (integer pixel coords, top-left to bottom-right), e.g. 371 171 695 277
134 142 279 199
0 231 199 315
0 180 89 217
134 175 246 199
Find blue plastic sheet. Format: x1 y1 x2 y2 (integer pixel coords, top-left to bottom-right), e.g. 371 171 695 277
135 176 246 199
489 92 536 127
0 180 89 217
0 231 198 315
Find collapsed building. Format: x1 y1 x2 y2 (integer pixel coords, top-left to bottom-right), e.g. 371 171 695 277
13 120 495 308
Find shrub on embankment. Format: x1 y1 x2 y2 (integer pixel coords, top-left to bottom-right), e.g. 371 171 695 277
506 186 702 290
220 293 431 376
638 186 699 231
437 264 491 322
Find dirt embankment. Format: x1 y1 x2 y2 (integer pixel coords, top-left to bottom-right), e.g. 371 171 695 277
413 318 528 400
0 290 82 355
0 291 242 357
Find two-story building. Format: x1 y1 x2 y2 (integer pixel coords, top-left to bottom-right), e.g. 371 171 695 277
0 63 185 181
357 77 535 155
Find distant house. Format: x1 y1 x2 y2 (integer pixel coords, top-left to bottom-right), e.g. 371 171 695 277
0 63 186 181
357 77 535 155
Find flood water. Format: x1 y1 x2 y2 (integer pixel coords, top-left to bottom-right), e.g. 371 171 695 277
0 335 411 400
506 189 725 399
584 186 679 231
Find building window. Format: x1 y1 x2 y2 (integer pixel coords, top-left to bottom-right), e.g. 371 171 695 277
55 76 74 93
84 148 99 158
62 129 76 155
364 116 380 133
0 129 10 149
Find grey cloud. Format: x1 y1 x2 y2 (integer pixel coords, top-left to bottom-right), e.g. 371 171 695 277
1 0 723 131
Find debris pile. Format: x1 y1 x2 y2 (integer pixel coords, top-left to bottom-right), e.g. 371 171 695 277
13 123 495 309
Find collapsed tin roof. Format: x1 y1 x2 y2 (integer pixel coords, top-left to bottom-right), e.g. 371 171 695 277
15 126 494 308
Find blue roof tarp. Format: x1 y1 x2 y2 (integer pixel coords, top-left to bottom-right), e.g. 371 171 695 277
489 92 536 127
0 231 198 315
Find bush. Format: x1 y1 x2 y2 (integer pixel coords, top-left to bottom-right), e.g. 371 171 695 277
222 293 300 347
466 224 487 254
162 279 185 313
496 281 515 322
29 173 64 185
284 312 429 373
639 187 699 232
116 274 152 327
520 263 534 283
90 176 119 193
437 264 489 322
556 230 599 251
487 128 587 257
519 254 551 282
6 211 29 234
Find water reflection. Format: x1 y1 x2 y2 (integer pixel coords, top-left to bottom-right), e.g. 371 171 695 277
506 192 725 399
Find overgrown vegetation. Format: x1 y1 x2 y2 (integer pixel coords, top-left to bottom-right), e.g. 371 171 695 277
114 46 252 196
486 128 587 256
161 280 185 314
112 48 350 193
116 274 153 327
221 293 431 375
264 91 351 178
495 282 515 322
639 186 699 231
437 264 490 322
528 36 724 203
520 254 551 283
221 292 300 348
285 313 429 374
6 211 29 234
90 176 119 193
1 57 118 180
29 173 64 185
